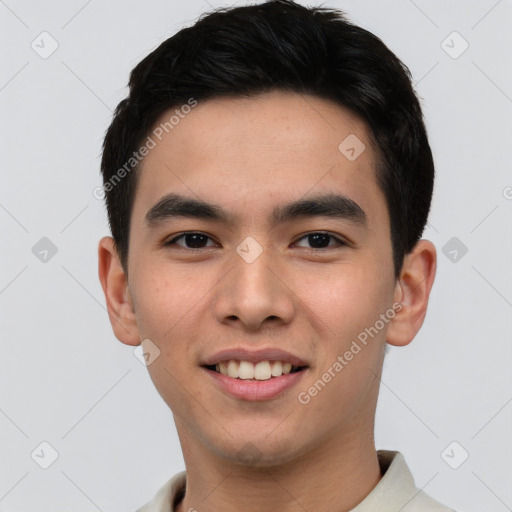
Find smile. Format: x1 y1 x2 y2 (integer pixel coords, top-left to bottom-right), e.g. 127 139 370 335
205 360 305 381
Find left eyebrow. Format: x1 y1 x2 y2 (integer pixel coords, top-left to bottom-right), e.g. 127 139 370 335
271 193 367 227
145 192 367 228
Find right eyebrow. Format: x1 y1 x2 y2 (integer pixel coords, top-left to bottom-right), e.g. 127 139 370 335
145 194 230 227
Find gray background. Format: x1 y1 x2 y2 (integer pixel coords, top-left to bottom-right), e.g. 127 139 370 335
1 0 511 511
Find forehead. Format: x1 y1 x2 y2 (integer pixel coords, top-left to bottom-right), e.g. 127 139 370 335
132 91 386 227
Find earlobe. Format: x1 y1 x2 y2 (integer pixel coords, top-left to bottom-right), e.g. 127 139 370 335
98 236 141 346
386 239 437 347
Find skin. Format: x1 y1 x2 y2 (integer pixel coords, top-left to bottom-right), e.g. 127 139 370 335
98 90 436 512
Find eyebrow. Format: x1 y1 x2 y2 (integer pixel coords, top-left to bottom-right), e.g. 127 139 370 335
145 192 367 228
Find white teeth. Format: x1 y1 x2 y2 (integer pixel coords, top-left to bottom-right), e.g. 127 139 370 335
227 360 239 378
214 360 301 380
219 361 228 376
238 361 255 380
271 361 283 377
254 361 271 380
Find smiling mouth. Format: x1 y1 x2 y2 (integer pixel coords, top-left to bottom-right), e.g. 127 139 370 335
204 360 307 381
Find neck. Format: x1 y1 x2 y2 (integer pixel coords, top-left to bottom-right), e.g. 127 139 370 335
175 428 382 512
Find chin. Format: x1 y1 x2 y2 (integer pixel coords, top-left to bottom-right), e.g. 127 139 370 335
206 430 311 469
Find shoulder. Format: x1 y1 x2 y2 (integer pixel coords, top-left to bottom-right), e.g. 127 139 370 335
135 471 187 512
371 450 458 512
401 489 458 512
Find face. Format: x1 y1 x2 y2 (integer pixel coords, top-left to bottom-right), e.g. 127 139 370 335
108 91 407 465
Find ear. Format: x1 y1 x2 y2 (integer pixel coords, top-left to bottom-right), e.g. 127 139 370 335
386 239 437 347
98 236 141 346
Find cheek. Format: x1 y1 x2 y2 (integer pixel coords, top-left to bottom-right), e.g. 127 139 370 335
295 261 393 344
129 258 227 365
129 265 206 408
131 261 199 335
295 269 390 425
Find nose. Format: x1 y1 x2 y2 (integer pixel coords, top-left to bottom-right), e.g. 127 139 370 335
212 245 295 331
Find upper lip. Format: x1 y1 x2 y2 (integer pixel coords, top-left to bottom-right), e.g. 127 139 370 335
201 348 308 367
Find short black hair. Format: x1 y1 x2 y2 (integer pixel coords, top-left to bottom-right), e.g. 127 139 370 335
100 0 434 277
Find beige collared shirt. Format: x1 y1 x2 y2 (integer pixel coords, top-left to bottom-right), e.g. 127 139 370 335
136 450 457 512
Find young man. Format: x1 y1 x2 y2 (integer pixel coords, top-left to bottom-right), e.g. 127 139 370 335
98 1 455 510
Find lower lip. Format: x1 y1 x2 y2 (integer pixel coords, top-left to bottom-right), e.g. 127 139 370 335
204 368 307 401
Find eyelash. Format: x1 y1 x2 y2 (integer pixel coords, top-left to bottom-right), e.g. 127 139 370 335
164 231 347 251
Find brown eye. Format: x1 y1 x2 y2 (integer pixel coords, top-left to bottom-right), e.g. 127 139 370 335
294 232 345 249
166 232 217 249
